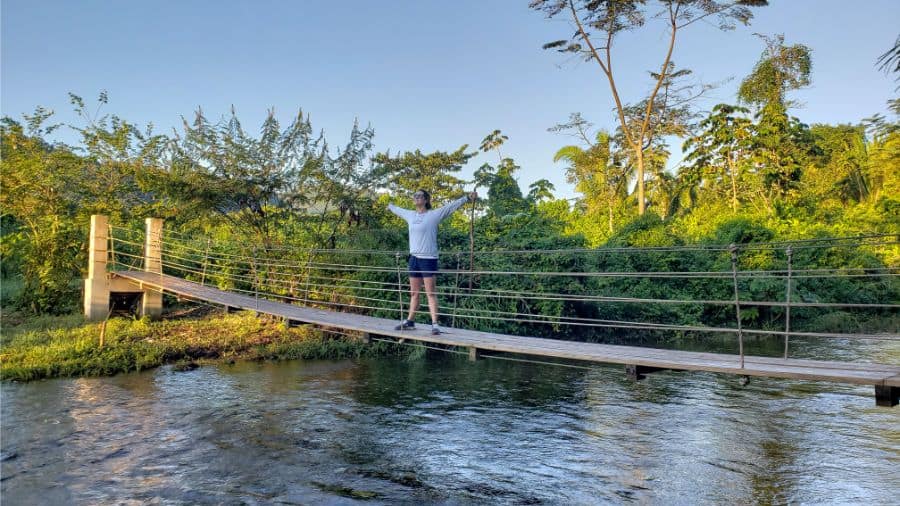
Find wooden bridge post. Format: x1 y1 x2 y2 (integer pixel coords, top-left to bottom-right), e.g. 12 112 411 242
84 215 110 320
141 218 164 319
875 385 899 407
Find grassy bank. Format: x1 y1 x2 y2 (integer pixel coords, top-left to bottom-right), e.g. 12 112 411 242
0 306 398 382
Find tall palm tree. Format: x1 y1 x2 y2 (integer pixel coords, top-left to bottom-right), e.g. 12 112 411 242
554 132 629 234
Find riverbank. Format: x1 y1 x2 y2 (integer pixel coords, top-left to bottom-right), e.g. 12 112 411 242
0 306 398 382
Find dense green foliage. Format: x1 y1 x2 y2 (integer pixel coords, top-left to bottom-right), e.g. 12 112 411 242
1 87 897 338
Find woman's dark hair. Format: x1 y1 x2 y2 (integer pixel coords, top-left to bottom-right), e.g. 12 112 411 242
417 189 432 210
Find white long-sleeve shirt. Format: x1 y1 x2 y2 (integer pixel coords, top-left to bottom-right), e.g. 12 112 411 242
388 195 470 259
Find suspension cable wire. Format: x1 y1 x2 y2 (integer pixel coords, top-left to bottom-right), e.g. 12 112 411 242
158 258 400 310
163 255 900 311
155 237 898 296
475 352 600 371
435 304 900 340
159 237 898 278
108 229 900 347
370 336 473 357
127 271 900 343
157 252 898 312
152 257 900 342
163 280 892 369
155 227 900 266
154 230 899 276
328 269 886 310
154 225 899 256
156 242 900 311
158 228 403 259
152 245 900 281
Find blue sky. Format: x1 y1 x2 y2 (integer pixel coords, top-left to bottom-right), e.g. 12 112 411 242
3 0 898 199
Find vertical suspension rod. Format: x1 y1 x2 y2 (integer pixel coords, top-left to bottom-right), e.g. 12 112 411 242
395 252 405 325
784 246 793 359
730 244 744 368
200 238 211 286
452 252 461 328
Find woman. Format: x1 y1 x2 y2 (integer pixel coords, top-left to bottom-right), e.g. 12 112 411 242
389 189 477 335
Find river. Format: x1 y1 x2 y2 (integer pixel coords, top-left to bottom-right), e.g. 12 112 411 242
2 343 899 504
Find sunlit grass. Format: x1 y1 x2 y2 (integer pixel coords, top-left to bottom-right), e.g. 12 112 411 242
0 309 398 382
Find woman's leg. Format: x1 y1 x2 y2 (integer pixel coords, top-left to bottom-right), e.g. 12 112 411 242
423 276 439 324
407 276 422 321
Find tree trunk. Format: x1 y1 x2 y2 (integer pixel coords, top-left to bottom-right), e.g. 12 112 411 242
608 203 614 234
636 150 646 215
608 176 615 234
728 156 738 213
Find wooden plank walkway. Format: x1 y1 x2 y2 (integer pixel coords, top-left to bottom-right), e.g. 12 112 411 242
115 271 900 405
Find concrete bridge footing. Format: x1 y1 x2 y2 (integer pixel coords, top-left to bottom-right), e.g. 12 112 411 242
84 215 164 321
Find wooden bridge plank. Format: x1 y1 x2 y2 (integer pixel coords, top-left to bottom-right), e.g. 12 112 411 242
114 272 900 388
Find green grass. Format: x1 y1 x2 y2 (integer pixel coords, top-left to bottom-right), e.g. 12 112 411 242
0 308 400 382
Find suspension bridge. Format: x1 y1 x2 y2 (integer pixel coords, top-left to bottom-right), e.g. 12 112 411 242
85 216 900 407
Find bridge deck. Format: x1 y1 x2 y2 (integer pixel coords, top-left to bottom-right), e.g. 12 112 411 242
115 271 900 391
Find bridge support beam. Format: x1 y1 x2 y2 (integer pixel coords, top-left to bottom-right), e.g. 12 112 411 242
625 364 667 381
141 218 164 319
468 346 481 362
875 385 898 407
84 215 111 321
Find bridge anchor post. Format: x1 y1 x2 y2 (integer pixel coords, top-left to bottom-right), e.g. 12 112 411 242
84 215 110 321
625 364 666 381
85 215 166 321
875 385 898 407
141 218 164 319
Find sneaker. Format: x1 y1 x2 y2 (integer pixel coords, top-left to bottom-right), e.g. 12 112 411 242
395 319 415 331
431 324 441 335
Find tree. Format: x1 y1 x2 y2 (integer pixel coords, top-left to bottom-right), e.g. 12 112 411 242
487 158 529 217
863 98 900 203
307 120 381 249
1 114 86 312
532 0 767 214
166 106 330 246
682 104 754 212
479 129 508 162
808 124 870 204
738 34 811 109
738 34 816 207
372 146 472 202
554 128 628 235
527 179 556 203
67 93 167 221
750 104 816 208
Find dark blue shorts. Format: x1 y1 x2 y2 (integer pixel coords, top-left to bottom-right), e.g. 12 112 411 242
408 256 439 278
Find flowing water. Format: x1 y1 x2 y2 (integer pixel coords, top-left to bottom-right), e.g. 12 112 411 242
2 341 899 505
